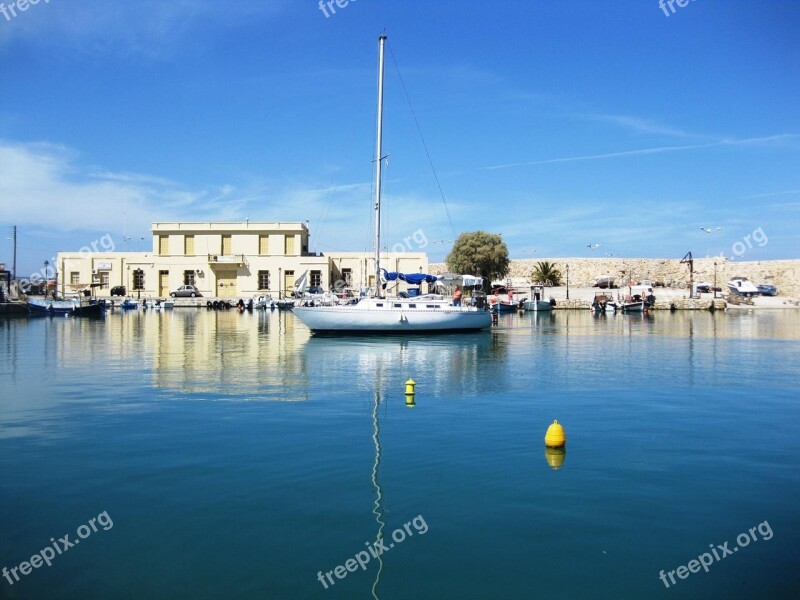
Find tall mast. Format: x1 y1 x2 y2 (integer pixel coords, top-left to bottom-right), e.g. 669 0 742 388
373 35 387 297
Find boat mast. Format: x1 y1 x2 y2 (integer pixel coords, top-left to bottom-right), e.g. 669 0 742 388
373 35 387 297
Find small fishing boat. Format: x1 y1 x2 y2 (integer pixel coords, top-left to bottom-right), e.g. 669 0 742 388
254 295 274 310
275 299 297 310
591 292 618 314
143 298 174 310
120 299 139 310
620 285 655 313
27 297 79 315
490 297 520 313
71 302 105 318
523 284 554 312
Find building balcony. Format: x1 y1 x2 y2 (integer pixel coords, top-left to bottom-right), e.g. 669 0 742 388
207 254 247 267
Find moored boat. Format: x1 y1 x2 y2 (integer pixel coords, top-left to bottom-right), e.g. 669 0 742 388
292 36 491 334
727 277 760 296
591 292 618 314
27 297 79 315
523 284 554 312
71 302 105 318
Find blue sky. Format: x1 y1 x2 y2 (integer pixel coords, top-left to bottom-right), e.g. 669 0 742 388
1 0 798 277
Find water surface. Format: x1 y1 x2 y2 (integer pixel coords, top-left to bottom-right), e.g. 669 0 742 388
1 309 798 599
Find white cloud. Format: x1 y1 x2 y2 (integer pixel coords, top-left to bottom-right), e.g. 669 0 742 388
0 139 458 259
483 134 800 171
0 0 287 56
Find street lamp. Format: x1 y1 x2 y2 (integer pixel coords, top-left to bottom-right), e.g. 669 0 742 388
43 260 49 297
713 262 717 299
566 264 570 300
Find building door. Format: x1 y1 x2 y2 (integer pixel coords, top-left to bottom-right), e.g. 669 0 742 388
217 272 237 298
284 270 295 297
221 235 232 256
159 271 169 297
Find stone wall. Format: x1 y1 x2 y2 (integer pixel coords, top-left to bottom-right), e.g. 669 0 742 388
430 258 800 297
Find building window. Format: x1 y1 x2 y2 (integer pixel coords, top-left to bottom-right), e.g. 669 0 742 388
158 235 169 256
70 272 80 285
258 270 270 290
284 235 295 255
311 270 321 287
184 235 195 255
184 270 196 286
133 269 145 290
100 272 110 289
342 268 352 286
221 234 232 255
259 235 269 255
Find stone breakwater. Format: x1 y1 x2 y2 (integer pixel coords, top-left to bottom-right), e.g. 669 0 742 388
430 258 800 297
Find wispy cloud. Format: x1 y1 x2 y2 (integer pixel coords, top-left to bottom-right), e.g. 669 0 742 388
0 139 456 260
483 134 800 171
580 113 706 139
0 0 287 56
743 189 800 199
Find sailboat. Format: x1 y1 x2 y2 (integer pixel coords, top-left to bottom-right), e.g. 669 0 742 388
292 36 492 334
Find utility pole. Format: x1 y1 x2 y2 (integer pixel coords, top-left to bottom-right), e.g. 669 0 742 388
11 225 17 283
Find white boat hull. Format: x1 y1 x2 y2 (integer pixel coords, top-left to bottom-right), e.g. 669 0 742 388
523 300 552 312
726 278 760 296
293 298 491 333
621 301 644 313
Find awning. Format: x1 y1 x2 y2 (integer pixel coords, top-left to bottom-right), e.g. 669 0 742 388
382 269 438 285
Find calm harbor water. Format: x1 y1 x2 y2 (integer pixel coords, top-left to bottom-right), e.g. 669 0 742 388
1 309 799 599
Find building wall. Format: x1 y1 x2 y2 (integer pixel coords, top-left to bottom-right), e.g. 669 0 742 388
56 222 429 298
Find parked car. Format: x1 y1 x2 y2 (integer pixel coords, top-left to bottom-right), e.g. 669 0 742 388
695 282 712 293
170 285 202 298
757 284 777 296
110 285 126 296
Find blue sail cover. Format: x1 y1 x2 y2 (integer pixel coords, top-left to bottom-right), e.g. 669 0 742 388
382 269 438 285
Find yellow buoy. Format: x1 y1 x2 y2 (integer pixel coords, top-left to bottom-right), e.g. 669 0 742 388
544 419 566 448
405 378 416 408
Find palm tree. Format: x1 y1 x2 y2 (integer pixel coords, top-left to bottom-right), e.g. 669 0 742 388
531 261 562 286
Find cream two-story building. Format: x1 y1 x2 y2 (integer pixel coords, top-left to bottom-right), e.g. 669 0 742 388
56 222 428 299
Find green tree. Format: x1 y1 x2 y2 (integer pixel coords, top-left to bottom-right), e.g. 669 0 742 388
445 231 509 288
531 261 562 286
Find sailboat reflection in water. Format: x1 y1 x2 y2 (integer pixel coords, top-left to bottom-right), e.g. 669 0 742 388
370 388 385 599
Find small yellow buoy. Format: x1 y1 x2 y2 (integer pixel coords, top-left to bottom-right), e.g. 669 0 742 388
544 419 566 448
404 378 416 408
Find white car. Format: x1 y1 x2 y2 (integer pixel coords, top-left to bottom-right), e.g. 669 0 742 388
170 285 202 298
